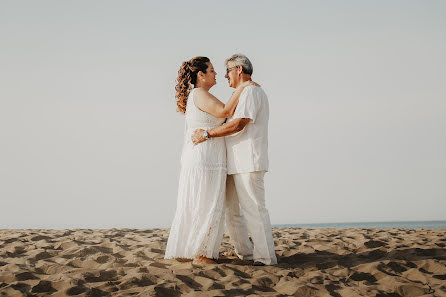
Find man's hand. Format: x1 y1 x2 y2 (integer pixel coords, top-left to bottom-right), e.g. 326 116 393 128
192 129 207 145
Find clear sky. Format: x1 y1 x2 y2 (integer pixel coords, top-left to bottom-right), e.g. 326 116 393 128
1 1 445 229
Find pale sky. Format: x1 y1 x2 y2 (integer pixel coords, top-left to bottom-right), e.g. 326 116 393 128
1 1 445 229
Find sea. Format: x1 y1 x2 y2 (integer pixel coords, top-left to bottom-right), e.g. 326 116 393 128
273 221 446 229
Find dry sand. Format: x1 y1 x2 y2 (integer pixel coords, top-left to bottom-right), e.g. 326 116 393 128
1 228 445 296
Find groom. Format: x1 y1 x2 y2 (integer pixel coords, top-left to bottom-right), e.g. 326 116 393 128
192 54 277 265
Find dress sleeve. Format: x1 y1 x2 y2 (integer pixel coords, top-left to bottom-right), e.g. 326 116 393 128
232 87 259 122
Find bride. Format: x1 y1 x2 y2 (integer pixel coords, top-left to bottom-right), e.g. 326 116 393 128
164 56 257 265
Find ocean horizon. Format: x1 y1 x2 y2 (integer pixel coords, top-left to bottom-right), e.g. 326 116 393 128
273 220 446 229
2 220 446 230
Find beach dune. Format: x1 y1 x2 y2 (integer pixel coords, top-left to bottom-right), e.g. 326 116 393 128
1 228 445 296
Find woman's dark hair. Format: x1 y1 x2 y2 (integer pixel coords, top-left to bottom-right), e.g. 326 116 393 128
175 56 210 114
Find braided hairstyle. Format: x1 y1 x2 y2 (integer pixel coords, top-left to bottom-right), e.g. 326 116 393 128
175 56 210 114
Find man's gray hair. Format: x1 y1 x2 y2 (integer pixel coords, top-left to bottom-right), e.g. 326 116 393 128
225 54 253 75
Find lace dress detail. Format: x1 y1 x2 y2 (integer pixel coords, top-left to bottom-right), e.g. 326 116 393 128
165 89 227 259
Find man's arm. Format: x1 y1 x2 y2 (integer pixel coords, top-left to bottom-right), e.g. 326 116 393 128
191 118 250 145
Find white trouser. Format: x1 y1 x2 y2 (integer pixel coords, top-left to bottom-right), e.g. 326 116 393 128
225 171 277 265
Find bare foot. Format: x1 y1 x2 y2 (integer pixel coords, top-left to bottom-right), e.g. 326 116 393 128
223 250 237 257
192 256 216 265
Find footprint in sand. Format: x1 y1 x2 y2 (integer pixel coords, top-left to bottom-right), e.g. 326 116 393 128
386 262 408 274
199 266 227 280
66 284 88 295
31 280 57 294
96 255 112 264
6 246 27 258
364 240 387 248
82 270 118 283
34 251 54 261
377 262 405 277
433 274 446 280
3 238 21 244
118 275 155 290
30 235 53 241
75 246 114 257
15 271 39 281
396 284 432 296
349 271 377 284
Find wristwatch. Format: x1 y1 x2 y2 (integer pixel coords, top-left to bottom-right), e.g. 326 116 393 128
203 130 209 140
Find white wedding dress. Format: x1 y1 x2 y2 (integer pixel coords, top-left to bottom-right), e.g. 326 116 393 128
165 88 227 259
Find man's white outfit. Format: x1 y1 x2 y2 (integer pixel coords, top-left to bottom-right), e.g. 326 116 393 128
225 86 277 265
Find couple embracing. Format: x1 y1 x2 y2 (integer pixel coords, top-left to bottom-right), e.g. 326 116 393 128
164 54 277 266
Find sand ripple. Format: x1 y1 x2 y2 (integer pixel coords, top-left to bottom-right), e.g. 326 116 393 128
0 228 445 296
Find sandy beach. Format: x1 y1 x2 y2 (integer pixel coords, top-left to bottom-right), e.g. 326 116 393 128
1 228 445 296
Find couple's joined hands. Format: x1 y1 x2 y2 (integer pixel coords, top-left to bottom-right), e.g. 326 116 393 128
191 81 260 145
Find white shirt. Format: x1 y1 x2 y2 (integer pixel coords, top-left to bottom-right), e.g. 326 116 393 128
225 86 269 175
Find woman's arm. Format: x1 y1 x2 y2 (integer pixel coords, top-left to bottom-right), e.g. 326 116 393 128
194 81 259 118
